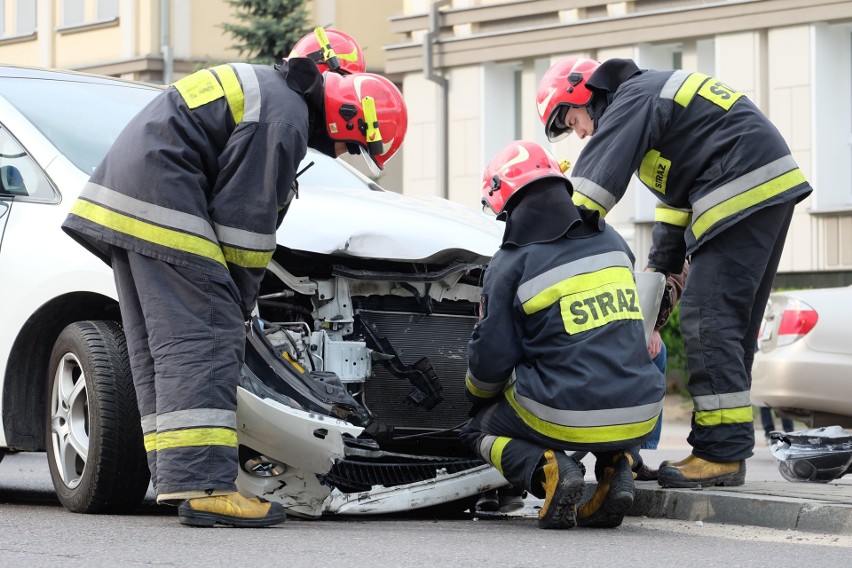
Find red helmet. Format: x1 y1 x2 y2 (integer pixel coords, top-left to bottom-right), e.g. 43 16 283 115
481 140 571 216
536 57 600 141
289 27 366 75
324 72 408 173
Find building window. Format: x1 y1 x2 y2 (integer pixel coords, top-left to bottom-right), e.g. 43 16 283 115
97 0 119 20
812 23 852 210
15 0 35 34
0 1 6 37
62 0 85 27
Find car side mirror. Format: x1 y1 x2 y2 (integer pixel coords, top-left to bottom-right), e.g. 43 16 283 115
0 165 27 196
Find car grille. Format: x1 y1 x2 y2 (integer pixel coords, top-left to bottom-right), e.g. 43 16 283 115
324 457 484 493
359 308 476 429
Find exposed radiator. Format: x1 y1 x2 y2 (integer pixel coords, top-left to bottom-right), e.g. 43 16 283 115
359 308 476 429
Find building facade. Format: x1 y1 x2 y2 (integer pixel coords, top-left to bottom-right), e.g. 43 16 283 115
387 0 852 284
0 0 406 185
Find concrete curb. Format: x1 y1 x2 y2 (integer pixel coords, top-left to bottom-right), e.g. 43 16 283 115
630 485 852 534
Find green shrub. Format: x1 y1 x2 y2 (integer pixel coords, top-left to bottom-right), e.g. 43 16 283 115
659 304 688 393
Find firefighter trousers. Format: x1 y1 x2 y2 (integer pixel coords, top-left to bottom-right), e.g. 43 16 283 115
680 199 796 462
111 248 244 498
460 397 641 492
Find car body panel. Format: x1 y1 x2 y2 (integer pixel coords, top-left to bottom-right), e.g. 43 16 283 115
751 286 852 426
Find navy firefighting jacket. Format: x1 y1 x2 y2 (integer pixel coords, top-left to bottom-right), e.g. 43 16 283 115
466 201 665 446
571 59 813 274
63 62 313 317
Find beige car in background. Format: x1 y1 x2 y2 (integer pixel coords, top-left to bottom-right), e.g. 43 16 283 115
752 286 852 429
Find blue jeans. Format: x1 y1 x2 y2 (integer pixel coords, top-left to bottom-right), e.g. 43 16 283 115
641 341 667 450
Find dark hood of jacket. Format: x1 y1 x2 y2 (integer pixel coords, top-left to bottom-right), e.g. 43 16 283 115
586 58 643 130
277 58 336 157
502 178 582 247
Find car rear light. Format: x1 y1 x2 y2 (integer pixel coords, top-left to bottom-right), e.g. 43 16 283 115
776 301 818 346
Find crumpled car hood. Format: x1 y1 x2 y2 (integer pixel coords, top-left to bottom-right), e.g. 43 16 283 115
278 184 503 263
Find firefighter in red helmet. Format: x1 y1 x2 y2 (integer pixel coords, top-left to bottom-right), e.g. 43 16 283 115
537 56 812 488
461 140 665 529
289 27 366 75
62 50 406 527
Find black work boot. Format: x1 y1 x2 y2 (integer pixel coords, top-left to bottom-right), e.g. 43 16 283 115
178 492 286 528
475 490 500 513
534 450 585 530
577 451 635 528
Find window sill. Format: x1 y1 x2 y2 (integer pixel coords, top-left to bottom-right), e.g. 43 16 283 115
0 32 37 46
808 206 852 216
56 18 119 35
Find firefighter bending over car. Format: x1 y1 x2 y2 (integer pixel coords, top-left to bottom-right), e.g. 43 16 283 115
461 141 666 530
536 57 812 488
61 28 408 528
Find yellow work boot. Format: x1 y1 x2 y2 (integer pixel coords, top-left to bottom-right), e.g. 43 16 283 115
577 451 635 529
658 454 696 470
536 450 585 530
658 456 746 488
178 492 286 528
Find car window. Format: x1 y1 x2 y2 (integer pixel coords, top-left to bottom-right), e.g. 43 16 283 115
0 77 159 175
0 126 57 202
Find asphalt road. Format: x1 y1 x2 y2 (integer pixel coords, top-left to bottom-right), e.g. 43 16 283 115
2 443 852 568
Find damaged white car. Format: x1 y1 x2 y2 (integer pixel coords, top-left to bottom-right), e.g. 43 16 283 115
0 65 507 517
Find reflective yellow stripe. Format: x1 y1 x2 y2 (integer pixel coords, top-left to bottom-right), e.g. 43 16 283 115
70 200 226 267
572 192 607 216
694 406 753 426
673 72 708 107
522 266 633 315
211 64 245 124
639 149 671 194
489 436 511 475
144 432 156 453
691 168 806 238
155 427 238 451
222 245 273 269
465 375 502 399
173 69 225 109
506 387 657 443
655 206 692 227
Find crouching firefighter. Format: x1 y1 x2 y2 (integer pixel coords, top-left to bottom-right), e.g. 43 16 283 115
61 46 407 527
461 141 666 529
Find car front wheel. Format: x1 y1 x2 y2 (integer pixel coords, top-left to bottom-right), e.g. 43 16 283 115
46 320 150 513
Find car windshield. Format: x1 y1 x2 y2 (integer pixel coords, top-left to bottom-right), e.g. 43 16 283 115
0 74 378 192
0 76 160 175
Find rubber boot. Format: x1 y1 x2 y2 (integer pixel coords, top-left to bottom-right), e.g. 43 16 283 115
497 485 527 514
577 451 635 528
475 490 500 513
658 455 746 488
535 450 585 530
178 492 286 528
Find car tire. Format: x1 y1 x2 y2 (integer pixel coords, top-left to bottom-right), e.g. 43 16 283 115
46 320 150 513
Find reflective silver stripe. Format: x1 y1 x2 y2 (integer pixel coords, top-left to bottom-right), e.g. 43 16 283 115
231 63 261 123
141 414 157 434
692 155 798 220
81 182 217 242
513 390 664 427
571 177 618 212
660 70 691 100
214 222 277 251
465 369 504 394
478 435 499 464
517 251 633 304
692 391 752 411
156 408 237 431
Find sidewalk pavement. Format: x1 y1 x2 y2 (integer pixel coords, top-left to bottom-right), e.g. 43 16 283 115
519 396 852 534
617 397 852 534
